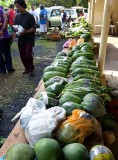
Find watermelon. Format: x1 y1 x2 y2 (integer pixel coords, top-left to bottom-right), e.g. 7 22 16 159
63 143 89 160
4 143 35 160
34 138 63 160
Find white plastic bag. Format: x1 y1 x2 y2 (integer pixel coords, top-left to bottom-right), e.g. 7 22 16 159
20 98 46 129
25 106 66 147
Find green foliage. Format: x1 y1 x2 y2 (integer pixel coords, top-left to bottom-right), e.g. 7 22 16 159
77 0 88 8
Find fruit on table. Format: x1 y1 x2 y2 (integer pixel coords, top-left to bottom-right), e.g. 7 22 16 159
90 145 114 160
34 138 63 160
62 143 90 160
4 143 35 160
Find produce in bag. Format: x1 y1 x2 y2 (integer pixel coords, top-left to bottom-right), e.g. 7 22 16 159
57 109 98 145
90 145 114 160
25 107 66 147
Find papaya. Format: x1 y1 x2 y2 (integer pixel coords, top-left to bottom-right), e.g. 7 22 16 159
38 96 58 108
44 76 67 88
59 93 81 106
80 34 91 42
63 143 89 160
43 71 67 82
36 92 57 99
44 66 68 74
71 68 100 77
46 82 64 95
72 51 94 60
57 51 67 56
34 138 63 160
4 143 35 160
70 64 98 71
61 102 84 116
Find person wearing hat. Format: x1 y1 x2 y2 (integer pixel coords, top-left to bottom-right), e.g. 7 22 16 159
61 8 67 31
14 0 36 76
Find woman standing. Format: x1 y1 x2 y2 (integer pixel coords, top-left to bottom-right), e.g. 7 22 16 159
0 6 15 75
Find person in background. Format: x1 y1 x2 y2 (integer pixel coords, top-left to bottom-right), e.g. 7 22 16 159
61 8 67 31
0 6 15 75
29 5 38 25
66 12 72 27
14 0 36 76
39 4 48 38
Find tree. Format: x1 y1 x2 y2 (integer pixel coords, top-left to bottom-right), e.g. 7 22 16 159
76 0 88 8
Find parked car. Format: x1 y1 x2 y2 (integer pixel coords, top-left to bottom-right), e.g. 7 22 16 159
72 6 88 19
65 8 78 21
35 7 62 29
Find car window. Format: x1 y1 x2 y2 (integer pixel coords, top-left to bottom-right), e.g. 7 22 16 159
65 10 75 15
84 8 88 13
51 9 61 16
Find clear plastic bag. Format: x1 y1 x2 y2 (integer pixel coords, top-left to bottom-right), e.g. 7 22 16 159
20 98 46 129
25 106 66 147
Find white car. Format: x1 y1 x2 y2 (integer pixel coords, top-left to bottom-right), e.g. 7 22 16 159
65 8 78 20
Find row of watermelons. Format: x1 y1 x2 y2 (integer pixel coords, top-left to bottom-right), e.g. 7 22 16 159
4 138 114 160
3 33 116 159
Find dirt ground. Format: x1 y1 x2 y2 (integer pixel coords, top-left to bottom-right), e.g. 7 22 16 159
0 38 66 138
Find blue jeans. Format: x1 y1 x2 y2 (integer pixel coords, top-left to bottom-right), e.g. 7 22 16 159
0 38 13 73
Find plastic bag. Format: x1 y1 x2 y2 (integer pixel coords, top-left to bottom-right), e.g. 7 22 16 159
20 98 46 129
57 109 98 145
25 106 66 147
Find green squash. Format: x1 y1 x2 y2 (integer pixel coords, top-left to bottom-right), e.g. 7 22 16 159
4 143 35 160
62 143 89 160
34 138 63 160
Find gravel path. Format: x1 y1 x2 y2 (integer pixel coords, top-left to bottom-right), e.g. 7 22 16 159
0 39 66 138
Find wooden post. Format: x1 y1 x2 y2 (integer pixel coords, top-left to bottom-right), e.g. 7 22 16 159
91 0 95 34
88 0 91 23
98 0 112 76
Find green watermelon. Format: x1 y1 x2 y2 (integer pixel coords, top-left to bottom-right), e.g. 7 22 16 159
4 143 35 160
34 138 63 160
62 143 89 160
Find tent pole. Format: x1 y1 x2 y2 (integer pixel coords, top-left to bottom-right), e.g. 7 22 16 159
91 0 95 34
88 0 91 23
98 0 112 77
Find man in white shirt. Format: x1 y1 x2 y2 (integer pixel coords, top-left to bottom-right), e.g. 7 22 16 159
29 5 38 24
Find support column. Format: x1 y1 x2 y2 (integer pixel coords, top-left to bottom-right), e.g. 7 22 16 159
88 0 91 23
98 0 112 77
91 0 95 34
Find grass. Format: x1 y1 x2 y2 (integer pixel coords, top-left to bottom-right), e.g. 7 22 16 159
0 39 56 106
